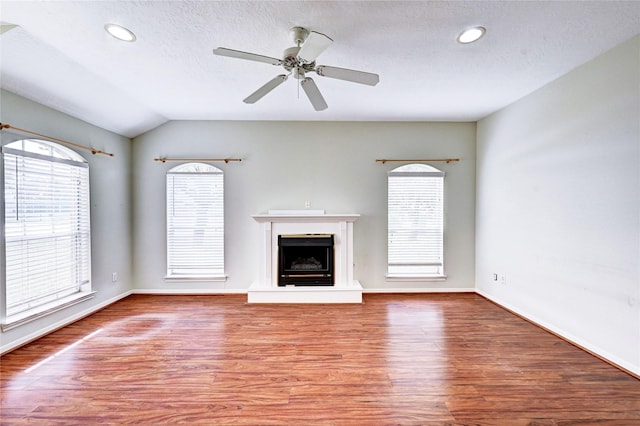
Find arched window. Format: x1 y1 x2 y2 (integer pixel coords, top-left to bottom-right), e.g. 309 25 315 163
166 163 225 278
2 139 92 323
387 163 445 278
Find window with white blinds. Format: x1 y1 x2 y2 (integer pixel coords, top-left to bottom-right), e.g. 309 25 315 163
388 164 444 277
166 163 224 277
3 139 91 318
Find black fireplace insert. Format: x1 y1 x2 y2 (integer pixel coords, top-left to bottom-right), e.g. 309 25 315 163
278 234 334 286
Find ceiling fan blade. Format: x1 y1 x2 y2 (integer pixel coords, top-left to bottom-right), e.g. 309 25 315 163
0 23 18 35
297 31 333 63
243 74 288 104
213 47 282 66
300 77 328 111
315 65 379 86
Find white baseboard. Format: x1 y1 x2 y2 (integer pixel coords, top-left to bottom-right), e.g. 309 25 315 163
132 288 247 295
132 287 474 295
364 287 474 293
1 290 133 355
476 289 640 377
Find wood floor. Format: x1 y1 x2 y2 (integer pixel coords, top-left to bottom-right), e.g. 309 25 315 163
1 294 639 425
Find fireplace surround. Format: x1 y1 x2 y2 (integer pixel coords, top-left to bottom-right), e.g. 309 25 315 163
249 211 362 303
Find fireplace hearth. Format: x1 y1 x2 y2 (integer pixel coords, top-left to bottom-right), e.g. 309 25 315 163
278 234 334 286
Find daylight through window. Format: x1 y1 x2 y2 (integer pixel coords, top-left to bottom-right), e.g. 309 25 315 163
387 163 444 278
166 162 224 278
2 139 92 320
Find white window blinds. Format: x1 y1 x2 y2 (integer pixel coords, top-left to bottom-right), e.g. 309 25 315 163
166 163 224 277
3 141 91 317
388 164 444 277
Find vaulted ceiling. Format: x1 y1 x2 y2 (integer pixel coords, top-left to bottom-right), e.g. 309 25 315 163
1 1 639 138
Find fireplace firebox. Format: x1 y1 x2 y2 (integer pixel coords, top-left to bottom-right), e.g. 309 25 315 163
278 234 334 286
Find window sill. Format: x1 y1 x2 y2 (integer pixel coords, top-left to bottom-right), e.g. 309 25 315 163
386 274 447 282
2 291 96 332
164 275 228 283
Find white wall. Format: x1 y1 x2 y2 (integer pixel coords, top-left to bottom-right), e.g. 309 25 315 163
476 35 640 375
0 90 133 353
132 121 476 292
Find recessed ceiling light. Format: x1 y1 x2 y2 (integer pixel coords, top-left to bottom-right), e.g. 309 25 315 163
104 23 136 42
457 26 485 44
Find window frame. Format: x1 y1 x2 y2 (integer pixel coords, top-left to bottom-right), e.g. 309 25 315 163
386 163 446 282
165 162 226 282
1 138 94 330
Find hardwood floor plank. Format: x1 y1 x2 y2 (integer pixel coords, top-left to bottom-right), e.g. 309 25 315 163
1 293 639 424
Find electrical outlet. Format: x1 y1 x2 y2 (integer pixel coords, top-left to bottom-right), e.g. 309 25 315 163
305 200 311 209
112 272 118 282
500 275 507 285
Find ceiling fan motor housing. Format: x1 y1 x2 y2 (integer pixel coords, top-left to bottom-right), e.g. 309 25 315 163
282 46 315 74
282 46 300 69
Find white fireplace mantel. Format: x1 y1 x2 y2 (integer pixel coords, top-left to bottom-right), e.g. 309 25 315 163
248 212 362 303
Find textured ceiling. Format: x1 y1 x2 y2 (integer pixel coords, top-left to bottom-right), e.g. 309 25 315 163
1 1 639 138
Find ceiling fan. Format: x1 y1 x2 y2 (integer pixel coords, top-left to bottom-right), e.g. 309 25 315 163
213 27 379 111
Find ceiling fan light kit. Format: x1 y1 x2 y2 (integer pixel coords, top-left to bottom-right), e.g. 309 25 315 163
213 26 379 111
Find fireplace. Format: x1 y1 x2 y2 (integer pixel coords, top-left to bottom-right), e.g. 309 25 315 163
249 212 362 303
278 234 334 286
